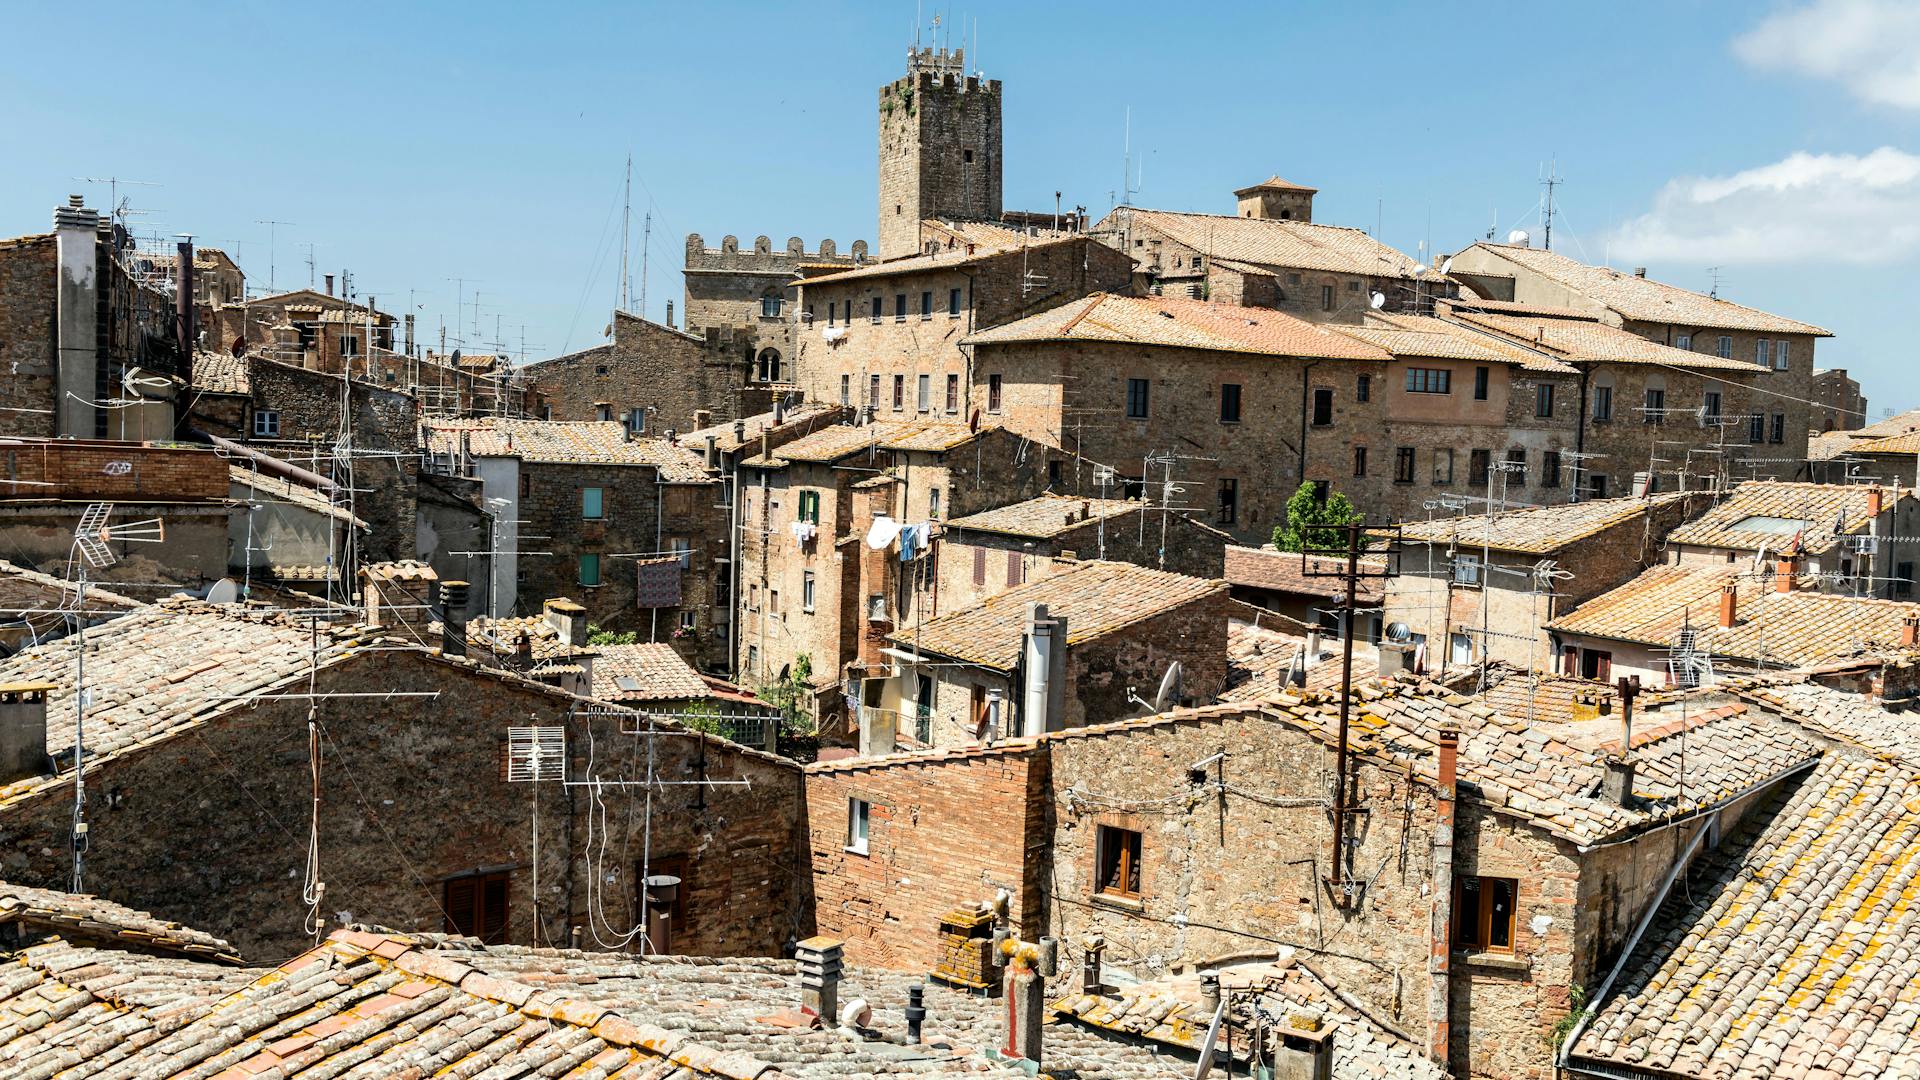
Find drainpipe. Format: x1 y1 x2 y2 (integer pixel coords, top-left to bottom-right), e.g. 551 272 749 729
1428 725 1459 1067
1298 360 1321 485
1574 366 1590 503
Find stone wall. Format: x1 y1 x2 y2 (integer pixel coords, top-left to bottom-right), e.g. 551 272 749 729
0 501 228 590
877 52 1002 258
0 238 57 438
682 233 863 375
936 512 1229 614
523 311 751 434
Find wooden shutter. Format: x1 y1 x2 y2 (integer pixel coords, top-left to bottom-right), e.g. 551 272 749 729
478 873 509 944
444 877 478 937
1006 550 1023 586
973 547 986 587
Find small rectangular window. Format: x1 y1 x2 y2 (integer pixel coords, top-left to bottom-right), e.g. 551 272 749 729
1645 388 1666 424
626 408 646 435
1321 284 1334 312
803 571 816 612
847 798 871 854
1095 825 1143 899
1756 339 1770 365
581 487 604 520
1311 388 1334 426
917 373 931 412
1453 875 1518 953
1432 448 1454 484
1405 369 1451 394
1127 378 1151 419
1774 340 1789 370
895 294 907 321
840 374 851 405
1542 450 1562 488
1473 366 1489 401
1593 385 1613 422
870 297 882 324
253 410 280 437
579 554 601 587
921 291 933 318
338 334 359 359
1703 391 1722 421
892 375 905 411
1216 478 1238 525
869 374 881 408
929 488 942 519
1717 336 1732 358
949 287 963 316
1770 413 1786 444
797 490 820 524
988 374 1004 413
1354 446 1369 477
973 546 987 586
1535 383 1554 418
1356 374 1371 402
1676 333 1693 351
1395 447 1415 483
1220 383 1242 423
1589 473 1609 499
1506 448 1527 484
1469 448 1490 486
443 870 510 944
946 373 960 412
1453 553 1483 586
760 296 782 318
1007 549 1024 586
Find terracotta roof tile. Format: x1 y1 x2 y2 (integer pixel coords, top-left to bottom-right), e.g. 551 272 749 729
422 419 714 481
1223 620 1379 699
1119 208 1426 280
592 643 711 702
741 419 992 467
963 293 1392 361
1330 313 1579 374
0 881 244 962
191 352 250 394
798 233 1087 286
944 494 1144 540
1224 546 1385 603
1392 492 1692 555
1450 309 1773 372
1666 480 1894 555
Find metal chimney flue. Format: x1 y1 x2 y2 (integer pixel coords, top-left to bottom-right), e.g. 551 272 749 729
439 581 470 657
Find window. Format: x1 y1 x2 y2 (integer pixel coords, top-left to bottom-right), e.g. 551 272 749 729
972 546 987 586
796 490 820 524
802 571 816 612
1542 450 1562 488
1127 378 1151 419
1593 385 1613 422
1589 473 1609 499
252 410 280 437
1048 460 1062 485
945 373 960 412
869 374 881 408
1506 448 1527 483
916 291 932 319
988 374 1004 413
1405 368 1451 394
1432 448 1454 485
894 294 907 321
1644 388 1665 424
769 588 779 613
1007 549 1025 586
1311 388 1334 426
948 287 963 316
760 296 782 318
870 297 882 324
1469 448 1490 487
1716 335 1732 358
1321 284 1334 311
626 408 646 435
1216 478 1238 525
1453 552 1483 586
1770 413 1785 444
1703 391 1722 422
1220 383 1242 423
916 373 931 412
1756 339 1769 365
1287 272 1301 285
1535 383 1554 418
1354 446 1369 477
846 798 871 854
929 488 942 519
579 554 601 587
1311 479 1331 503
1450 632 1474 666
748 644 758 670
596 404 613 422
296 322 317 350
669 536 691 570
840 374 850 406
338 334 359 358
1899 562 1914 599
1453 876 1518 954
827 301 837 326
1749 413 1766 443
1473 366 1489 401
1095 826 1143 899
1395 447 1416 484
892 374 905 411
1357 374 1371 402
1774 340 1789 370
443 870 510 944
581 487 605 520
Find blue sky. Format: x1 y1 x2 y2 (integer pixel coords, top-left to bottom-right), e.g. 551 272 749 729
5 1 1917 412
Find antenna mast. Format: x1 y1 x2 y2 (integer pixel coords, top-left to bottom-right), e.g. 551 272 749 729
639 210 652 321
617 155 633 314
1540 157 1562 252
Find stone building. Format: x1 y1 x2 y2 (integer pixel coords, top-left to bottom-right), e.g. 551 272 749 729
523 308 771 435
0 197 182 441
201 282 397 374
733 419 1057 727
681 232 864 382
790 234 1133 420
1811 367 1866 432
935 493 1231 613
1224 545 1386 638
877 47 1001 258
1446 243 1829 476
1090 188 1447 321
1663 480 1920 598
879 559 1232 746
1385 492 1709 672
0 600 807 961
803 681 1828 1078
420 418 728 670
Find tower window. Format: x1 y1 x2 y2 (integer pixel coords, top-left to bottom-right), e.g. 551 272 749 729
964 149 973 163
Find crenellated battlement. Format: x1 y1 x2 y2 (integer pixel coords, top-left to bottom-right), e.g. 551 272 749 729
685 234 868 273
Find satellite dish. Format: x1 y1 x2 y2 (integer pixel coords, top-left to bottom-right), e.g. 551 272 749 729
1386 621 1413 644
1412 264 1426 277
1151 661 1184 711
450 349 462 365
204 578 241 604
1440 256 1454 275
1369 292 1387 310
1507 229 1531 247
230 336 248 356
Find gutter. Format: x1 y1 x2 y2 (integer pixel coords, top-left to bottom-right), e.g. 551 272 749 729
1297 360 1320 485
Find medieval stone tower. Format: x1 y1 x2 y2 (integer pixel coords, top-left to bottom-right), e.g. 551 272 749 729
877 48 1002 258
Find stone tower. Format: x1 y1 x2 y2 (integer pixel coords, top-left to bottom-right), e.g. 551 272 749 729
1234 176 1317 223
877 48 1002 258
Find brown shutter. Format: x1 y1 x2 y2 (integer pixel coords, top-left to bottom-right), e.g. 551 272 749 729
479 874 510 944
973 547 986 587
444 877 477 936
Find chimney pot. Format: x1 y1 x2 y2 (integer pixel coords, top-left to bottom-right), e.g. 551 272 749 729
1869 487 1885 517
1633 267 1648 278
67 194 83 209
665 300 674 328
544 598 588 646
1903 613 1919 648
1776 556 1795 594
1602 754 1637 806
795 937 845 1020
1720 581 1739 627
325 273 335 297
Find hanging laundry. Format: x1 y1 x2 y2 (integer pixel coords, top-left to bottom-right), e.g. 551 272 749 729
788 520 817 545
899 521 931 562
866 515 902 550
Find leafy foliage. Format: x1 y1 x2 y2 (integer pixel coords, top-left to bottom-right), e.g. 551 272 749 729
1549 983 1590 1050
586 624 638 646
757 653 816 735
1272 481 1367 554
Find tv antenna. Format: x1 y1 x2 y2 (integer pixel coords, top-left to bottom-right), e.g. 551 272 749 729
254 219 298 293
1539 158 1562 251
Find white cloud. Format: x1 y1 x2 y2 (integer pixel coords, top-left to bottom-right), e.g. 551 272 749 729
1607 147 1920 264
1734 0 1920 109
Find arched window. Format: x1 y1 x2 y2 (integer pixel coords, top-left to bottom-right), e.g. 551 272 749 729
757 348 782 383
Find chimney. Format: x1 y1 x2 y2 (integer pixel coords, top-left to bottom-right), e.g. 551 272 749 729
1633 267 1647 278
1273 1014 1336 1080
1776 555 1795 594
905 983 927 1043
0 682 55 784
732 418 747 443
1427 724 1459 1066
1869 487 1885 517
439 581 470 657
1602 754 1637 806
1903 613 1919 648
404 312 416 355
544 598 588 647
53 196 101 439
774 396 787 424
175 239 196 362
665 300 674 328
325 273 335 297
704 434 720 470
642 872 681 955
1021 603 1067 736
1616 675 1642 751
1079 934 1105 993
1304 627 1323 667
997 935 1057 1066
795 937 844 1020
1719 581 1738 627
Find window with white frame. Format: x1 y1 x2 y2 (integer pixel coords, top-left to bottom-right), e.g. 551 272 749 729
846 798 871 854
252 410 280 437
1453 552 1483 586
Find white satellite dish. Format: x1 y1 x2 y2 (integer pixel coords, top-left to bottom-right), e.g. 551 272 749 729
204 578 240 604
1412 264 1426 277
1440 256 1453 275
1507 229 1531 247
1369 292 1387 309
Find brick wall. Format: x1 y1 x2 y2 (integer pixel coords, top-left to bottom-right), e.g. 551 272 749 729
0 440 227 502
804 745 1045 970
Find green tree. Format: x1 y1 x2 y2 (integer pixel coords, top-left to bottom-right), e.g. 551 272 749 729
1272 481 1367 554
757 653 815 735
586 624 638 646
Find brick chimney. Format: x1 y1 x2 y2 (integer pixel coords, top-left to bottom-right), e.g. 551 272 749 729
795 937 844 1019
544 598 588 647
1719 581 1739 628
1273 1014 1335 1080
1775 556 1795 594
1869 487 1885 516
0 683 55 784
1903 613 1919 648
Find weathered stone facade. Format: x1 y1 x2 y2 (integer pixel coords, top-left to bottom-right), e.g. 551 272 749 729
524 310 757 435
682 233 863 383
1812 367 1866 432
877 48 1001 258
